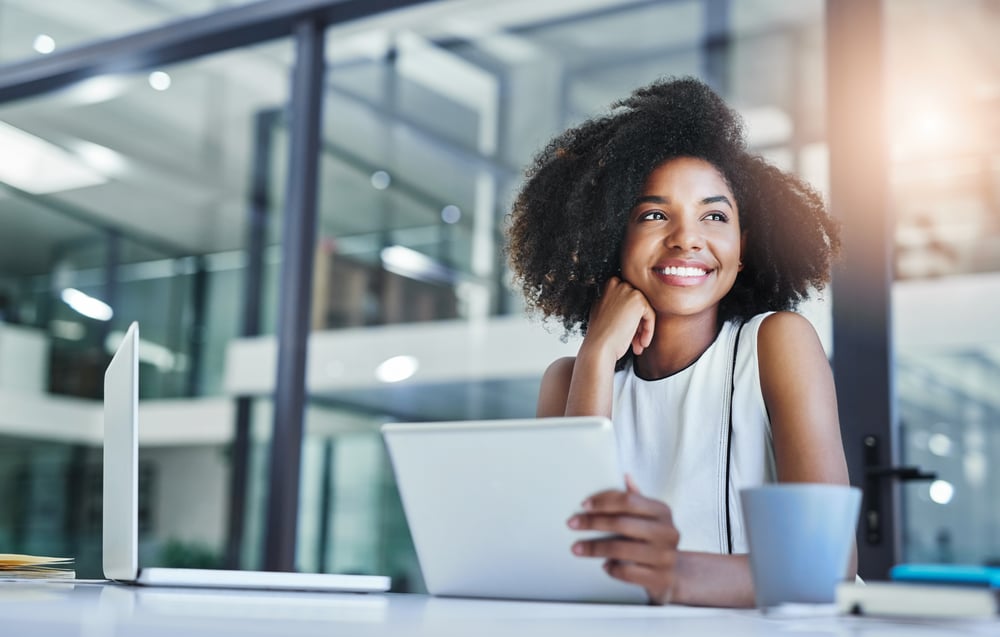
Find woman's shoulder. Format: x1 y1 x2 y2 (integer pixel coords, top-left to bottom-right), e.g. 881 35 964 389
542 356 578 381
753 311 826 370
757 310 818 344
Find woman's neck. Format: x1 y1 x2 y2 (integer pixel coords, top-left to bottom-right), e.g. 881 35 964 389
632 312 721 380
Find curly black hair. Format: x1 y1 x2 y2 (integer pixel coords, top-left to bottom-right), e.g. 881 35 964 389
506 76 840 336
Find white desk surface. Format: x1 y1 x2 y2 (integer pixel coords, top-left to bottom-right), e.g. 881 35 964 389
1 581 996 637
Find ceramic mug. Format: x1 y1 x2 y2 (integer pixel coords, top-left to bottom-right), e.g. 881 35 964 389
741 483 861 608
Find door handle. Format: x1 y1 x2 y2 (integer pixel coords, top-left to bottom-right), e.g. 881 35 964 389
861 435 936 545
865 465 937 481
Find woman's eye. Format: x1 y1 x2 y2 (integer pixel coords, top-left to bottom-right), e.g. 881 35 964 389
704 212 727 222
640 210 666 221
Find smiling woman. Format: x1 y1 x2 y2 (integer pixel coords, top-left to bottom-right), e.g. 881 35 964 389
506 77 848 607
620 157 744 331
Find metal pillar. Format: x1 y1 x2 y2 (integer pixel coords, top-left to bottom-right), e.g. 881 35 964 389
826 0 897 580
702 0 731 94
186 257 209 397
225 108 280 570
262 19 326 572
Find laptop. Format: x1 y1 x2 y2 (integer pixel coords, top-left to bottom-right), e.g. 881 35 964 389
103 321 390 593
382 417 648 604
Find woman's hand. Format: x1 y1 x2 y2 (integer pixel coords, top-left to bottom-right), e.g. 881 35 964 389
582 277 656 362
567 475 680 605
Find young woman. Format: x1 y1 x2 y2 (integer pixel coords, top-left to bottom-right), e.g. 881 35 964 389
506 77 853 607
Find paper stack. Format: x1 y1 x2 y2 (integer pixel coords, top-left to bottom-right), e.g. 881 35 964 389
836 564 1000 619
837 580 998 619
0 554 75 580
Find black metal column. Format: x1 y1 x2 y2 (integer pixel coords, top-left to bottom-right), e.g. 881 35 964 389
316 439 335 571
263 19 326 572
702 0 731 95
225 108 280 570
186 257 209 397
826 0 896 580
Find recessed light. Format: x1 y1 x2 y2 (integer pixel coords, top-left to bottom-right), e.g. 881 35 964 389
928 480 954 505
375 355 418 383
148 71 172 91
33 34 55 54
0 121 106 194
441 205 461 224
61 288 113 322
370 170 391 190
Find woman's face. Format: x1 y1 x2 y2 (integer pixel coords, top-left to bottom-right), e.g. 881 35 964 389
619 156 744 321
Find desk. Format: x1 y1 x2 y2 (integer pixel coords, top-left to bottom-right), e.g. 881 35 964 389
1 581 996 637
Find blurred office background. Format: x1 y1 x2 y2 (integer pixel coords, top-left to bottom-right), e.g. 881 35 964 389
0 0 996 584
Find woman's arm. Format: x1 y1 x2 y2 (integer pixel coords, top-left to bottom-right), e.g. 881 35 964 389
756 311 856 576
537 277 656 418
572 311 854 607
672 312 855 606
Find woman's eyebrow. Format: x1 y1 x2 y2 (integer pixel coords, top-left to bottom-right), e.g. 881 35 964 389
631 194 733 208
702 195 733 209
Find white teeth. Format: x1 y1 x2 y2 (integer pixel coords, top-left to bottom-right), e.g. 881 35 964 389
657 266 708 277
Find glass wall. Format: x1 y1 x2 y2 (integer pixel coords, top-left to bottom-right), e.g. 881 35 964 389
0 38 293 577
261 0 830 589
1 0 836 584
887 0 1000 566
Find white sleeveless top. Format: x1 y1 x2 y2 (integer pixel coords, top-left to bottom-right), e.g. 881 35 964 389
611 313 777 555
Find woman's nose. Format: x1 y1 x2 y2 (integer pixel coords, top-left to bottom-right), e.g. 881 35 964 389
665 218 703 250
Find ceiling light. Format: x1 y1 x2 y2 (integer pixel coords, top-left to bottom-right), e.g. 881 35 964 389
370 170 391 190
441 205 461 224
927 433 952 457
71 141 129 177
63 75 128 106
61 288 113 321
928 480 954 505
0 122 106 194
375 355 419 383
380 245 454 284
148 71 172 91
33 34 55 54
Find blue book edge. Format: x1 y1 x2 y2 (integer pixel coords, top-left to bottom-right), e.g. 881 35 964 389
891 563 1000 588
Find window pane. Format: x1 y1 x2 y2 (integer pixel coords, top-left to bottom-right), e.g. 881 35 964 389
0 37 294 577
301 0 829 587
889 0 1000 566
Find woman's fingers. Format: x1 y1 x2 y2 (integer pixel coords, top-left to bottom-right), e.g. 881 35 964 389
571 535 670 565
588 276 656 360
569 504 680 546
624 473 640 494
580 488 671 520
629 290 656 355
569 483 680 606
569 512 665 542
568 516 679 605
570 517 679 554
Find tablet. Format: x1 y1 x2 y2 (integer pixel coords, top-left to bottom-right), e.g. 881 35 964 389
381 416 648 604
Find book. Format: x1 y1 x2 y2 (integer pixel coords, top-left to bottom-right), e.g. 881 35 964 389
0 553 75 580
836 581 998 619
891 563 1000 587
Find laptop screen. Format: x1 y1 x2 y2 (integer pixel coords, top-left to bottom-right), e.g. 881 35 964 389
103 321 140 581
